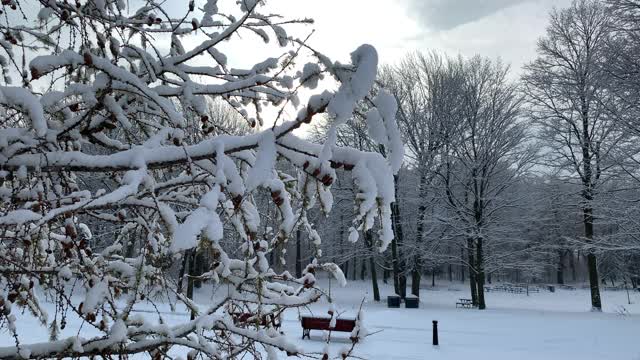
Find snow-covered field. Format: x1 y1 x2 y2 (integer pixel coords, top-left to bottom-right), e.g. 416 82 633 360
3 278 640 360
292 279 640 360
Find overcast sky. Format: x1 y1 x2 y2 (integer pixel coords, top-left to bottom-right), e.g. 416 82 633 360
257 0 574 76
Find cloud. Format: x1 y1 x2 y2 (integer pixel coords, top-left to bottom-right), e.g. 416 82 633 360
405 0 530 31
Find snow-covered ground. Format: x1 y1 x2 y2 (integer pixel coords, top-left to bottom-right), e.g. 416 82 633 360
3 278 640 359
291 278 640 360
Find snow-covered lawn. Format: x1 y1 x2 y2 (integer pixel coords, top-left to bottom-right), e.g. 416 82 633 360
291 279 640 360
4 278 640 359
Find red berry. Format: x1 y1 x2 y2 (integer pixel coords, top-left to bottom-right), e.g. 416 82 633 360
83 52 93 66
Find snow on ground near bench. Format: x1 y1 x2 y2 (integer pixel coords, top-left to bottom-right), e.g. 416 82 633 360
2 278 640 360
291 279 640 359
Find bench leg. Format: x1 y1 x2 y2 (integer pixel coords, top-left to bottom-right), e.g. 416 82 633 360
302 329 310 340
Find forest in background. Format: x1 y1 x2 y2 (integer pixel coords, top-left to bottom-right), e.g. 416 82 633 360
232 0 640 311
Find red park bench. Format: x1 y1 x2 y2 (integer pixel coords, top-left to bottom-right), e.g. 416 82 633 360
300 315 357 340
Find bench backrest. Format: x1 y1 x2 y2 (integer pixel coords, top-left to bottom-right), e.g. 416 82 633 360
301 317 356 332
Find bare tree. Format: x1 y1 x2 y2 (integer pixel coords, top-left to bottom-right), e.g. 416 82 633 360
438 56 531 309
605 0 640 128
522 0 630 311
381 52 465 297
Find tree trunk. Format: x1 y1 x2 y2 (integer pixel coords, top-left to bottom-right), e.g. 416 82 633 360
390 174 407 298
360 257 366 281
587 251 602 309
460 248 465 283
370 257 380 301
411 270 421 297
411 173 428 297
431 271 435 287
411 262 421 295
365 230 381 301
383 257 390 284
343 258 349 281
269 243 276 271
579 87 602 310
390 237 400 292
584 206 602 311
187 250 197 319
476 237 486 310
295 228 302 278
570 252 577 282
468 239 478 306
125 228 140 259
352 258 357 280
187 250 196 299
557 250 565 285
177 251 189 295
193 252 203 289
338 215 345 273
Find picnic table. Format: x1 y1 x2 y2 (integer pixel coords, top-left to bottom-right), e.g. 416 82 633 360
456 298 474 308
486 284 531 294
300 315 357 340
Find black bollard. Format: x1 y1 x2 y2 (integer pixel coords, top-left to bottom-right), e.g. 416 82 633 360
432 320 439 346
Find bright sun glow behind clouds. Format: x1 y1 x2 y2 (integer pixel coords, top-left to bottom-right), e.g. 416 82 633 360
189 0 575 130
183 0 574 77
278 0 422 64
248 0 574 74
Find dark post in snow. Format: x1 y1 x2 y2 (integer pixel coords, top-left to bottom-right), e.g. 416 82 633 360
432 320 439 346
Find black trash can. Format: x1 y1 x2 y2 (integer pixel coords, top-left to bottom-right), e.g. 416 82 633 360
387 295 401 308
405 296 419 308
548 285 555 293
